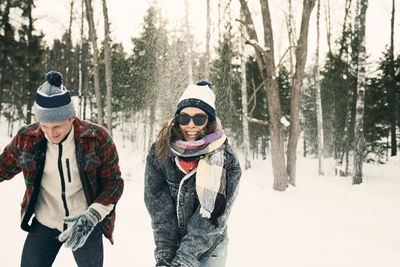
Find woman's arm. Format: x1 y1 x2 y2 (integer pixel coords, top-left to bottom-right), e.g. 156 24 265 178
144 145 180 266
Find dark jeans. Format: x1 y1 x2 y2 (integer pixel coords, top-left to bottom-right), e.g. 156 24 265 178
20 218 103 267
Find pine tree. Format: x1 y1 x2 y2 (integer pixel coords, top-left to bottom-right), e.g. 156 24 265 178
210 21 241 140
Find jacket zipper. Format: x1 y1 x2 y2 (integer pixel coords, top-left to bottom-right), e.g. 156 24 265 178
175 157 196 227
58 143 70 231
66 158 72 183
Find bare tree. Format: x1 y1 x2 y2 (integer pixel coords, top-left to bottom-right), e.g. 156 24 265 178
324 0 332 53
65 0 74 86
102 0 113 135
389 0 397 156
240 10 251 170
205 0 211 80
239 0 316 190
78 0 85 119
341 0 355 176
285 0 297 75
353 0 368 185
238 0 288 190
184 0 193 84
84 0 103 125
287 0 317 186
315 0 324 175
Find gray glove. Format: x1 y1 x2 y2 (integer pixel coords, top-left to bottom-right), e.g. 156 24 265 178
58 207 101 251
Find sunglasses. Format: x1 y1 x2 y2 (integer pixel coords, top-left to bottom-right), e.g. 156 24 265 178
176 113 208 126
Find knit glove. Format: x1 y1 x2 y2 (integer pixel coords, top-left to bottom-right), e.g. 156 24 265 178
58 207 101 251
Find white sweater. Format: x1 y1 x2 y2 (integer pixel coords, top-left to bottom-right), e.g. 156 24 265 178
34 125 114 232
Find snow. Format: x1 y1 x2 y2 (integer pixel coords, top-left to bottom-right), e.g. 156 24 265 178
0 125 399 266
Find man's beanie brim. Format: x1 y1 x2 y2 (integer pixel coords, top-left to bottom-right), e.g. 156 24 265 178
176 81 216 121
34 71 75 122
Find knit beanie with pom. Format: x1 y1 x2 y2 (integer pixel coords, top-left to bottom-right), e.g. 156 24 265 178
33 71 75 122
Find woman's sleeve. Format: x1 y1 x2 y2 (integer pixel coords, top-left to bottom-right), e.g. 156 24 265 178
170 144 242 267
144 145 180 266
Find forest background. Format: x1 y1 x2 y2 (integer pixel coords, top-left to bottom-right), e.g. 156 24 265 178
0 0 399 188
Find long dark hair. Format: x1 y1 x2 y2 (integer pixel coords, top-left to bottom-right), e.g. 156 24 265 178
155 117 217 162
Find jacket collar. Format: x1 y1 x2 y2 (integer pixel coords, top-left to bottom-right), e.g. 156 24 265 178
30 122 45 140
73 117 98 140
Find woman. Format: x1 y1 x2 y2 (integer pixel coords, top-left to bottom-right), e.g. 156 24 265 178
144 81 241 267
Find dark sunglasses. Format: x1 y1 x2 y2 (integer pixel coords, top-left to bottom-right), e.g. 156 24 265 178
176 113 208 126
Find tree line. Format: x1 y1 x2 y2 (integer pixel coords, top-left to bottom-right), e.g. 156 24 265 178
0 0 398 190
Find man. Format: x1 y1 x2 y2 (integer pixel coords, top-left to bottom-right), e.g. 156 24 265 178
0 71 124 267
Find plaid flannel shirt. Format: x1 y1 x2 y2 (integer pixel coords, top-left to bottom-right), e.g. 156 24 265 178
0 118 124 244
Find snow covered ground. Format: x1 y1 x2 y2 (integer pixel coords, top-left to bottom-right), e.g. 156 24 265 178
0 126 399 267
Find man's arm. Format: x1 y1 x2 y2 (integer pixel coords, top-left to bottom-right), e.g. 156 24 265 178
93 129 124 207
0 129 24 182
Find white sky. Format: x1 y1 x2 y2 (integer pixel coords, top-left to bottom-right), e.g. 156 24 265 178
31 0 399 64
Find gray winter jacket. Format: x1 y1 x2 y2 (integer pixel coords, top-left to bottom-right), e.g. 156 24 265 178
144 142 241 267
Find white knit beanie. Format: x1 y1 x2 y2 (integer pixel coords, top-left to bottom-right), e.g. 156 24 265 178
176 81 216 120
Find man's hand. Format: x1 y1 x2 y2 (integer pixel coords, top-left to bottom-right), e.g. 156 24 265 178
58 208 101 251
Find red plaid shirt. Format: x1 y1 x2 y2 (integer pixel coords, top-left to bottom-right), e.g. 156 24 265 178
0 118 124 244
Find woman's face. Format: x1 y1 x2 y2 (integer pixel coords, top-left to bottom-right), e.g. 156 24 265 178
178 107 208 142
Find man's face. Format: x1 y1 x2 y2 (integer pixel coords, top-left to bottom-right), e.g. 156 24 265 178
39 116 75 144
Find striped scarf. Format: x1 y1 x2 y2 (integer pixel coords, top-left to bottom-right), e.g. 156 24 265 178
171 131 227 221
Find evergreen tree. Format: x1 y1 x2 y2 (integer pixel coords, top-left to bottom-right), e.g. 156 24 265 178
320 53 355 161
210 21 241 142
246 57 269 159
364 77 389 163
302 71 318 156
99 42 131 129
129 7 161 113
17 0 44 124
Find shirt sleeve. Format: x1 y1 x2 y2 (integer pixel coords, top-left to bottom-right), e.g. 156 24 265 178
0 129 23 182
92 128 124 206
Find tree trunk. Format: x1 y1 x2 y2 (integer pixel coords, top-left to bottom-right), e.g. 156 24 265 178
341 0 355 175
286 0 297 75
239 0 288 191
389 0 397 156
324 0 332 53
338 0 352 58
315 0 324 175
102 0 113 135
0 0 13 122
205 0 211 80
65 0 74 88
287 0 316 186
25 0 35 125
78 0 84 118
84 0 103 125
240 10 251 170
184 0 193 84
353 0 368 185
